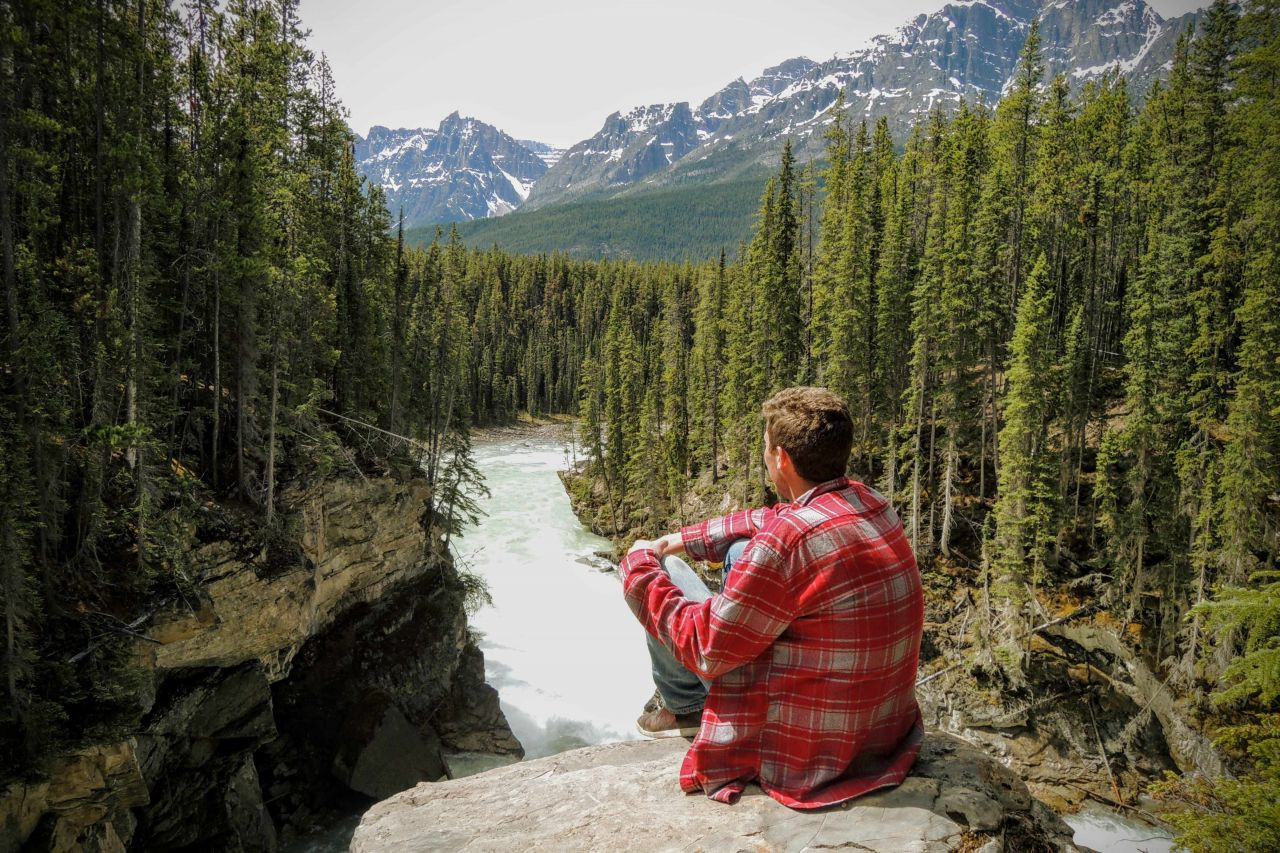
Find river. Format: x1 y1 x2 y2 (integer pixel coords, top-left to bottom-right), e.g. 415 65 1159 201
456 432 654 759
295 430 1177 850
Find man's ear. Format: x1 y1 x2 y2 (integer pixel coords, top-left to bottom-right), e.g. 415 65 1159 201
775 444 794 474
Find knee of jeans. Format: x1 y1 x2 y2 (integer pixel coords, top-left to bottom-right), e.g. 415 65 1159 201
660 553 690 573
724 538 750 575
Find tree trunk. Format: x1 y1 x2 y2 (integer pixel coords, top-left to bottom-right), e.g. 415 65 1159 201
389 213 405 433
265 343 278 523
979 391 987 500
939 432 956 558
926 393 938 552
1 0 24 722
910 391 925 552
82 0 111 554
211 258 220 489
125 192 144 562
881 416 897 499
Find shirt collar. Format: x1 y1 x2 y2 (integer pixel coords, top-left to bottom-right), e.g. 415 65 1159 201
790 477 849 507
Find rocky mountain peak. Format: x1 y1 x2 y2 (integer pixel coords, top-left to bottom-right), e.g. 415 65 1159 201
355 113 549 225
520 0 1196 210
518 139 568 168
362 1 1201 222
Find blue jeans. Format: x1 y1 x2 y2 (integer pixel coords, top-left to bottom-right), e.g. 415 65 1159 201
647 539 749 714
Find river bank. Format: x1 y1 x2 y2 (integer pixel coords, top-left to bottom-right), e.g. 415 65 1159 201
469 414 578 447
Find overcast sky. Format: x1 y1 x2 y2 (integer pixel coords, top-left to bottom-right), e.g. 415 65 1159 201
298 0 1207 147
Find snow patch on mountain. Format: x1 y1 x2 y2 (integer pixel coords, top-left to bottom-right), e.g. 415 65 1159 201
354 115 548 226
366 1 1199 220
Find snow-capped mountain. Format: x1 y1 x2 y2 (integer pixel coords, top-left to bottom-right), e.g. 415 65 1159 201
527 103 704 204
354 113 550 226
517 139 568 169
364 1 1200 224
525 0 1197 208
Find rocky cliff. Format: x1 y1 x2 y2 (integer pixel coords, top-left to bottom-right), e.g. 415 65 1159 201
0 472 520 852
351 732 1083 852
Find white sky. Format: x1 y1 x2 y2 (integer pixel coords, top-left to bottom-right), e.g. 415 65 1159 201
298 0 1207 147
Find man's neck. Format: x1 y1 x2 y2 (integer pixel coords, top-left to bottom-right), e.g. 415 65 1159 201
778 473 822 502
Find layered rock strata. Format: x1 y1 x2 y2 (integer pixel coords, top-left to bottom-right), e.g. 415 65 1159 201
1 472 520 852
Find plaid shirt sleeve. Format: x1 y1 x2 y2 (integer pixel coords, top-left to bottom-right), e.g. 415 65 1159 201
678 506 779 563
620 520 798 680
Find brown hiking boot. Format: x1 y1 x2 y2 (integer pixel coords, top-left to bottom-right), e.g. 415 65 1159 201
636 706 703 739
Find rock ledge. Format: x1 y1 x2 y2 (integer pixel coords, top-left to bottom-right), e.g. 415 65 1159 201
352 732 1082 852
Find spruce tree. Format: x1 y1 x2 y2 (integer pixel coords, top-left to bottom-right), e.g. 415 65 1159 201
989 256 1058 683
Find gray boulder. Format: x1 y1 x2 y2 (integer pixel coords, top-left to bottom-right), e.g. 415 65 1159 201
352 732 1082 852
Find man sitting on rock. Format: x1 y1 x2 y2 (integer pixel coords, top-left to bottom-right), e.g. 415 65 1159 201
620 386 925 809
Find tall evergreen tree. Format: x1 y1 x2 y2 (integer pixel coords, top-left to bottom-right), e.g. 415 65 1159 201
988 256 1059 683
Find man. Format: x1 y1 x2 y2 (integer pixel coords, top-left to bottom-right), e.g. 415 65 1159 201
619 386 924 809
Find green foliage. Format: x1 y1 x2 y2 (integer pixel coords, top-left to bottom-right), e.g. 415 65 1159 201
452 554 493 618
406 174 770 263
991 256 1059 589
0 0 527 772
1152 715 1280 853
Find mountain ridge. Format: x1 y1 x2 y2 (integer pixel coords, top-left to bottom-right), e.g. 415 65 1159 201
359 0 1201 227
524 0 1196 209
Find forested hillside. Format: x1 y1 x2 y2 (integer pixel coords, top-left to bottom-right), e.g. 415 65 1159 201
0 0 582 774
410 172 770 262
3 0 1279 848
562 7 1278 848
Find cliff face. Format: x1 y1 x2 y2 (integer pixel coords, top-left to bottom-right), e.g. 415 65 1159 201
1 473 520 852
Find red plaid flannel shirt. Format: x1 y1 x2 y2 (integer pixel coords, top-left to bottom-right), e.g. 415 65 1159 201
620 477 925 809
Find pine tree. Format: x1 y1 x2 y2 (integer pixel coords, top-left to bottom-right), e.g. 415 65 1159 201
1217 0 1280 586
812 91 852 393
772 139 803 382
659 267 692 521
875 129 921 500
902 108 949 555
935 102 990 558
690 252 726 480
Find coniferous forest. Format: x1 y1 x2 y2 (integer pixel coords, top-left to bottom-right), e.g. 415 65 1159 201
2 0 1279 848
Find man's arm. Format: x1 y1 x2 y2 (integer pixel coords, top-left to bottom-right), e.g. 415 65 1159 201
677 505 782 563
621 533 798 680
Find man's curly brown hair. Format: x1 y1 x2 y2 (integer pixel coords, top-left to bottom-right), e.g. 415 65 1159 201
761 387 853 483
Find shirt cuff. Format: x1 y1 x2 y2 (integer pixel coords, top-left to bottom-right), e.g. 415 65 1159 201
679 522 712 562
619 546 658 583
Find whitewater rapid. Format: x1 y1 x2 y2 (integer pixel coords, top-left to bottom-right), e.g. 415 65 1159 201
454 434 654 758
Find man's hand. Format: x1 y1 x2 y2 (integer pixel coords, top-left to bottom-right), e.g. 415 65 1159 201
628 539 656 556
626 533 683 559
654 532 685 559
